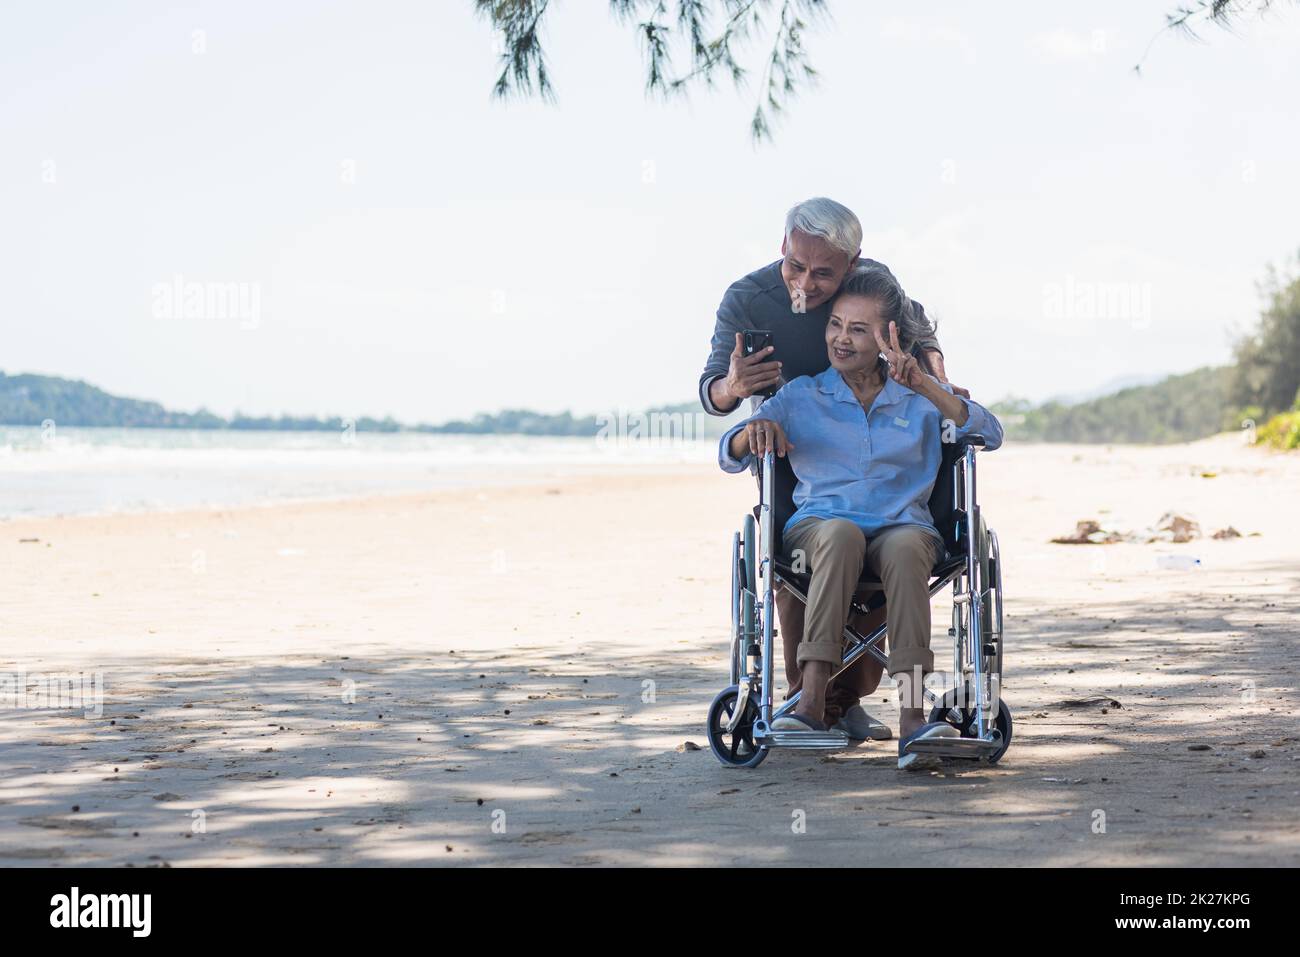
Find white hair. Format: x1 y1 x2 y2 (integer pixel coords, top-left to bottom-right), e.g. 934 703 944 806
784 197 862 258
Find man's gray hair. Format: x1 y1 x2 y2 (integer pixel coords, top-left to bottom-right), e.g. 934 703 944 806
785 197 862 259
835 265 936 353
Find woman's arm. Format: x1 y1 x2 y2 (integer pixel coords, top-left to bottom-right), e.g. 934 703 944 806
919 378 1006 450
727 426 750 461
875 320 970 423
716 385 795 472
729 419 793 460
911 376 968 426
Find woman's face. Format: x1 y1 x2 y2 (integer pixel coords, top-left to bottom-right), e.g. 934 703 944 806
826 294 887 375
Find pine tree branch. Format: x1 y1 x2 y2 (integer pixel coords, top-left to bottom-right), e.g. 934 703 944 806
1137 0 1290 73
476 0 557 102
479 0 826 143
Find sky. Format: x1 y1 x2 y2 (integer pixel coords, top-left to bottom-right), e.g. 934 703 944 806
3 0 1299 423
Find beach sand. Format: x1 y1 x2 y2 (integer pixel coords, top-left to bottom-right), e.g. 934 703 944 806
1 435 1298 866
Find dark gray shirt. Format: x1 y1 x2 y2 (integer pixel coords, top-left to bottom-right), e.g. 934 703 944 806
698 259 942 415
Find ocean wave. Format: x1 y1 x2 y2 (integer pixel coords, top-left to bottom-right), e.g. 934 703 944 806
0 427 714 518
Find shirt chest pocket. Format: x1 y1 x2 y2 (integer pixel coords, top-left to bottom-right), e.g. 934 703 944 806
871 409 930 468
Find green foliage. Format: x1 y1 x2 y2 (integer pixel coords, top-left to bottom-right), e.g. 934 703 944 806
991 366 1233 445
227 414 402 432
1225 404 1265 435
0 371 402 433
476 1 1293 139
1228 254 1300 417
417 408 601 436
1257 411 1300 450
1162 0 1284 40
0 371 707 437
477 0 826 142
0 371 225 428
995 252 1300 447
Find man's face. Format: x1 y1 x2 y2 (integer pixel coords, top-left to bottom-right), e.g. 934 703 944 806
780 229 856 312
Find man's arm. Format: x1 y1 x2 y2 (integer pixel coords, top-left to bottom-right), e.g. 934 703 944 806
924 349 949 382
700 283 751 416
706 375 738 415
908 298 945 379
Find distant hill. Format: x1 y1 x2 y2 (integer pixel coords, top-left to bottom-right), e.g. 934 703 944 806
0 372 403 432
1044 372 1167 405
0 367 1238 443
0 371 227 429
0 371 727 437
991 365 1234 444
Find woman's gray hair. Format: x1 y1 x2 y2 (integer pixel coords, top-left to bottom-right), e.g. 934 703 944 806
785 197 862 258
834 265 936 353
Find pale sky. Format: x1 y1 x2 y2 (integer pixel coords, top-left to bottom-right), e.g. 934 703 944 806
3 0 1299 422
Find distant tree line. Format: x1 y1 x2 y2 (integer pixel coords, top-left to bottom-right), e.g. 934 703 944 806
0 373 408 433
992 366 1236 445
0 372 685 437
992 255 1300 447
5 258 1299 446
425 409 601 435
1227 255 1300 448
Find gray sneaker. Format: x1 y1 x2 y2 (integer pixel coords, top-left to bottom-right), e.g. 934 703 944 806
832 704 893 742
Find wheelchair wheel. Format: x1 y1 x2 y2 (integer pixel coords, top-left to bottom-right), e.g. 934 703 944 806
928 687 1013 764
706 685 768 768
975 511 994 637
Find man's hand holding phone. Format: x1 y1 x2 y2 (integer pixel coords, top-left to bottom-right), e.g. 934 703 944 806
723 331 782 402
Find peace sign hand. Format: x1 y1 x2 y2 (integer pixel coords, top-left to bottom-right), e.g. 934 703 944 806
873 321 925 389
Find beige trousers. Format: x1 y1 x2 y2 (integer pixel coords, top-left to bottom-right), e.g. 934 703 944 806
782 517 941 678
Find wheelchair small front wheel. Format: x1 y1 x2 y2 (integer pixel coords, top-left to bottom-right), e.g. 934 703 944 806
928 689 1013 764
706 685 768 768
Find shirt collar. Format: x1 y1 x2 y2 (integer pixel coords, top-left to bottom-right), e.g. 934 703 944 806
816 366 916 409
877 375 916 409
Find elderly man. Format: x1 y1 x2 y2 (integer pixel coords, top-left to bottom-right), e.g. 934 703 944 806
699 197 960 740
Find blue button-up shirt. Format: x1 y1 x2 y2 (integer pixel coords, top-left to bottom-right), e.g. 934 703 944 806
718 368 1004 546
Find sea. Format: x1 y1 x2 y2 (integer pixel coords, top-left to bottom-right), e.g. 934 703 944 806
0 426 720 519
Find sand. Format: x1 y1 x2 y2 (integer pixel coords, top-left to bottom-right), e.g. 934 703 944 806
1 434 1298 867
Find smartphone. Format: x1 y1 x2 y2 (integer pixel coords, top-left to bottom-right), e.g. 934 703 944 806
742 329 777 397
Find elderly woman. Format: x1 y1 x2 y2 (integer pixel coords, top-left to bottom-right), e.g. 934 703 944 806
719 266 1003 769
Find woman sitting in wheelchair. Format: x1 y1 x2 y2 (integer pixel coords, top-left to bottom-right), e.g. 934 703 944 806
718 265 1004 768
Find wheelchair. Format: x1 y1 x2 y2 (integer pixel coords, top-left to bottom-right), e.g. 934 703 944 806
706 436 1011 768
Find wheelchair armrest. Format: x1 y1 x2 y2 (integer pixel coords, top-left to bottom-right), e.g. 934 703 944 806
953 434 986 450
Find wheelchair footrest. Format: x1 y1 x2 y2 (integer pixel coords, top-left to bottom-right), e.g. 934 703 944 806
904 735 1002 759
761 729 850 750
